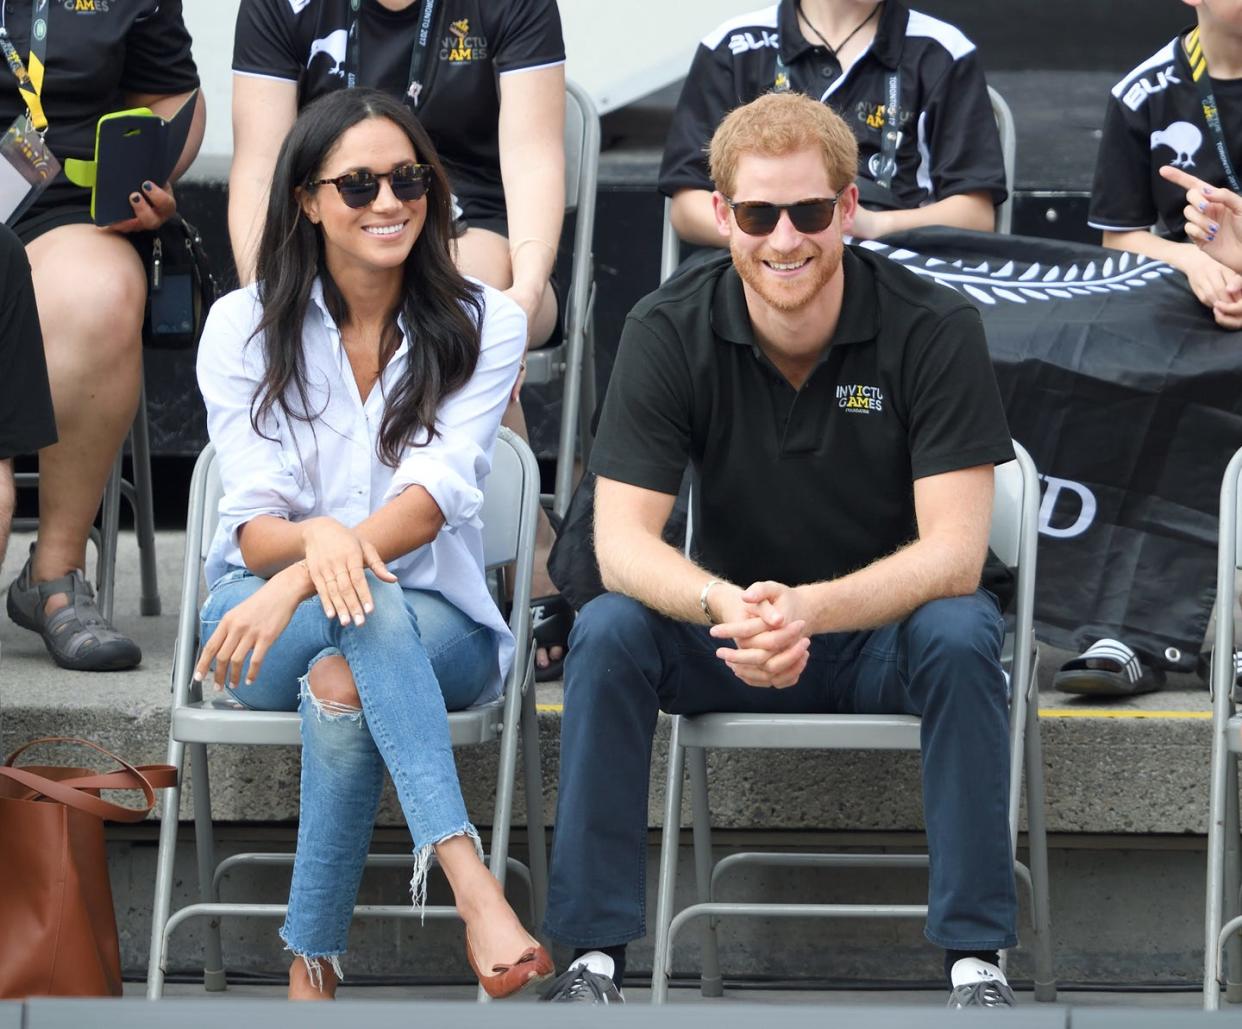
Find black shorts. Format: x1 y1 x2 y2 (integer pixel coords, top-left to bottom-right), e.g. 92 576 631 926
455 192 509 239
11 203 151 262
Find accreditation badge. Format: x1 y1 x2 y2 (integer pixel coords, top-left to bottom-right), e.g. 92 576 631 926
0 113 60 225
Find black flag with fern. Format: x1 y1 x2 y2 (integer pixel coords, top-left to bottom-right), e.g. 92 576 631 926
867 227 1242 669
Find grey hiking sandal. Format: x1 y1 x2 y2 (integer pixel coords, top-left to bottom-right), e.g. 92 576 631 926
6 548 141 671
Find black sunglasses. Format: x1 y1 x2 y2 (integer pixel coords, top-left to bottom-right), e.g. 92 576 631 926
725 196 840 236
308 162 431 209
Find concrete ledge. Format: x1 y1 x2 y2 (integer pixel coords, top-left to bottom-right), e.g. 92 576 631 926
0 531 1218 836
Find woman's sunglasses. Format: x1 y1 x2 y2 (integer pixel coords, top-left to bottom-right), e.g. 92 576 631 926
308 162 431 209
725 196 839 236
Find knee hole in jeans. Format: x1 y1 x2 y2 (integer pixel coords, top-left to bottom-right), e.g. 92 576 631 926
304 655 362 717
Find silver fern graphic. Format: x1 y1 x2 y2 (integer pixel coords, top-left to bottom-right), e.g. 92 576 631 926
859 242 1175 305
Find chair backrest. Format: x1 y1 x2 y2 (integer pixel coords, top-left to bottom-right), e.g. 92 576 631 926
987 85 1017 235
990 441 1033 569
564 79 598 216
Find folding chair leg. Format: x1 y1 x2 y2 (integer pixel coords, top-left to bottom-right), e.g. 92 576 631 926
97 450 123 625
130 381 162 616
190 742 227 991
520 676 548 925
577 288 597 472
687 746 722 997
146 738 185 999
651 717 686 1005
1225 762 1242 1002
1206 742 1231 1009
1023 700 1056 1002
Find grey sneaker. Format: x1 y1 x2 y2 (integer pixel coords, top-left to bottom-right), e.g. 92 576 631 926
947 958 1016 1009
541 953 624 1004
6 546 141 671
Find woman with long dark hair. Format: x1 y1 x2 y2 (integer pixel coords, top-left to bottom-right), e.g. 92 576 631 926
192 88 551 1000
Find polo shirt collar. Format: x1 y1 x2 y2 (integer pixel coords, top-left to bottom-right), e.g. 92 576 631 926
778 0 908 70
711 246 879 352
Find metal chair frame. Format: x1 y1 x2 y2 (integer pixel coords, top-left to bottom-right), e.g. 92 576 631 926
1203 444 1242 1009
649 442 1056 1003
522 78 600 519
13 376 161 622
145 427 544 1001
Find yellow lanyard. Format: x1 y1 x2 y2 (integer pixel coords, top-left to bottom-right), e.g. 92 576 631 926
0 4 49 134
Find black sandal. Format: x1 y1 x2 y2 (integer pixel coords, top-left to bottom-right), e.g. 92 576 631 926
531 593 574 683
1053 638 1163 697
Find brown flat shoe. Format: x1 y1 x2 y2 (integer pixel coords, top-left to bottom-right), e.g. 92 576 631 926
465 936 555 999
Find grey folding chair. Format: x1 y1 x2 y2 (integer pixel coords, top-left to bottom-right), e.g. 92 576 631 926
987 85 1017 235
14 377 161 622
650 441 1055 1003
658 84 1018 280
145 427 544 1000
522 78 600 519
1204 444 1242 1009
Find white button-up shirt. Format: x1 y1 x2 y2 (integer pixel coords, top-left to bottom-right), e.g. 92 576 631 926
197 277 526 706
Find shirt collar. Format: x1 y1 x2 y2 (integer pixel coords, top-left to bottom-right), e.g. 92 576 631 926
309 276 411 365
711 245 879 352
778 0 907 70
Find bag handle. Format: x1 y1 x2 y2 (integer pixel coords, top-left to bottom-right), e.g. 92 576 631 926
1 737 176 822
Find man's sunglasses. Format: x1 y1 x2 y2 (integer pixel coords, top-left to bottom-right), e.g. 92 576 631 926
725 196 839 236
308 162 431 209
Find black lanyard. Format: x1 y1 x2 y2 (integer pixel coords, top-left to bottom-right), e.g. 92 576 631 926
0 0 50 133
1186 26 1241 192
771 52 900 190
345 0 441 109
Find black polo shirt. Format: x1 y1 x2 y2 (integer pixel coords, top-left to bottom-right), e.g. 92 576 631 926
233 0 565 220
0 0 199 224
0 223 56 459
590 247 1013 590
1088 28 1242 241
659 1 1006 212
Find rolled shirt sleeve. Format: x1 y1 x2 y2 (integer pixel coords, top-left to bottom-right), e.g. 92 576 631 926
196 289 316 570
383 285 526 529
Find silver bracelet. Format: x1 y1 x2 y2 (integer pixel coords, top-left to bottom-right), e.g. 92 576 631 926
699 579 722 624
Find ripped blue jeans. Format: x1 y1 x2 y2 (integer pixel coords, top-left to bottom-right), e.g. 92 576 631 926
200 567 496 983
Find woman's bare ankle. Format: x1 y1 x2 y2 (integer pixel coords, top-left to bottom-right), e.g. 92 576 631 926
287 956 339 1000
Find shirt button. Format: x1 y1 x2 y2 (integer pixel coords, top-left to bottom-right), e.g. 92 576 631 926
821 67 835 78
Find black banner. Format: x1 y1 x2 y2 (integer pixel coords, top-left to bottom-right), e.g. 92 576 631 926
870 227 1242 668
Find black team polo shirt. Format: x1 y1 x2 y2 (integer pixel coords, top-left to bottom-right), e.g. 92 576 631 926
233 0 564 222
589 248 1014 591
659 0 1006 212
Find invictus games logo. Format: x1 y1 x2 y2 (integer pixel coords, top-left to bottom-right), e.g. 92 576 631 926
856 100 911 131
443 19 487 63
64 0 109 11
837 384 883 413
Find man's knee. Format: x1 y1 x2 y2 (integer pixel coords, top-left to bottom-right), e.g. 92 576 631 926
904 591 1004 667
569 592 657 655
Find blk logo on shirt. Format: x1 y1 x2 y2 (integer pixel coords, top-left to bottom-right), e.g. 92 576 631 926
308 29 348 77
837 384 884 413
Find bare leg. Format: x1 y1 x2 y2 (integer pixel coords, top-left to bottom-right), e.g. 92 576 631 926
455 227 564 671
25 225 145 616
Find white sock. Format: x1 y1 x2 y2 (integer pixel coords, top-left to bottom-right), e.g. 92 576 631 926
950 957 1008 989
569 951 616 978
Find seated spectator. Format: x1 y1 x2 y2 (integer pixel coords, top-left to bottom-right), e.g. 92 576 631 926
0 223 57 571
1065 2 1241 695
1088 2 1242 331
2 1 204 671
541 92 1018 1008
1161 164 1242 278
659 0 1006 248
194 88 551 1001
228 0 570 678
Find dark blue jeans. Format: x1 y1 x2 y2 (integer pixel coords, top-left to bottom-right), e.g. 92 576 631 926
542 588 1018 953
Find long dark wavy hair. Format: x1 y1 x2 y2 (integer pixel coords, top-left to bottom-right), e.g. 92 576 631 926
249 88 483 466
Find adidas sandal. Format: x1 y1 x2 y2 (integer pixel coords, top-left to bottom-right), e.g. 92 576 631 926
1053 638 1163 697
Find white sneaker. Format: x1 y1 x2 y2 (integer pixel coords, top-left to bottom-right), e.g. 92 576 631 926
540 951 624 1004
946 957 1016 1008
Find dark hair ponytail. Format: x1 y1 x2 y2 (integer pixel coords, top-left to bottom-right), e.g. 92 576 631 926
249 88 483 465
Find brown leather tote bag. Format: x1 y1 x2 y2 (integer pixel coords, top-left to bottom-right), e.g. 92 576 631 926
0 737 175 998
